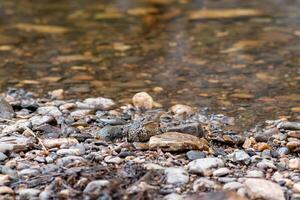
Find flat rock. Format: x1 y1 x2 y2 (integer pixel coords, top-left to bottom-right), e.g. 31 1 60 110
244 178 285 200
223 182 244 191
188 157 224 174
42 138 78 149
165 167 189 185
186 150 206 160
149 132 208 151
277 121 300 130
19 188 41 199
0 136 33 153
213 167 230 177
246 170 265 178
228 150 250 164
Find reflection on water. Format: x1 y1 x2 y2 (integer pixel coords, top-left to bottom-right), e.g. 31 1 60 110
0 0 299 128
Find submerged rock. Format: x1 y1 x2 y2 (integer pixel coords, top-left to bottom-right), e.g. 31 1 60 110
149 132 208 151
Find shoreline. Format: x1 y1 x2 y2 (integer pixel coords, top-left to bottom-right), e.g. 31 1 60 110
0 88 299 199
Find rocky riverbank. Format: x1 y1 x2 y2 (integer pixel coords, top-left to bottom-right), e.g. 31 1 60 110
0 88 300 200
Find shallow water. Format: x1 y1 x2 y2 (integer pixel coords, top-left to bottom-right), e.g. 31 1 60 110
0 0 299 128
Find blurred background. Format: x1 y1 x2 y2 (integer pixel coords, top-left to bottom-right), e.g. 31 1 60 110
0 0 299 128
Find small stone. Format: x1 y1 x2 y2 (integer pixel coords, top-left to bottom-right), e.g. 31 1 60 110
0 186 14 194
293 182 300 194
246 170 264 178
0 136 33 153
277 147 289 156
0 98 14 119
223 182 244 191
96 125 125 141
289 158 300 170
42 138 78 149
83 97 115 110
104 156 123 164
193 178 218 191
253 142 271 151
277 121 300 130
132 92 153 110
83 180 109 197
255 128 279 142
37 106 62 117
188 158 224 174
169 104 195 116
186 150 206 161
149 132 208 151
164 193 183 200
0 152 7 161
49 89 64 100
213 168 230 177
19 188 41 199
257 159 277 170
228 150 250 164
165 167 189 185
144 163 164 170
288 131 300 138
244 178 285 200
70 109 92 119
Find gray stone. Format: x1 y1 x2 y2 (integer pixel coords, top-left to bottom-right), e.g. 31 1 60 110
165 167 189 185
0 136 33 153
193 178 217 191
277 147 289 156
188 158 224 174
223 182 244 191
0 98 14 119
246 170 264 178
82 97 115 110
163 193 183 200
96 125 125 141
257 159 277 170
19 188 41 199
104 156 123 164
228 150 250 164
244 178 285 200
277 121 300 130
83 180 109 196
0 152 7 161
213 168 230 177
186 150 206 161
37 106 62 117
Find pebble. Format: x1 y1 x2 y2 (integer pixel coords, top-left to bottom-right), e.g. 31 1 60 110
163 193 183 200
277 121 300 130
186 150 206 160
246 170 264 178
96 125 125 141
83 97 115 110
223 182 244 191
289 158 300 170
19 188 41 199
83 180 110 196
37 106 62 117
132 92 153 110
149 132 208 151
244 178 285 200
293 182 300 194
257 159 277 170
228 150 250 164
0 136 33 153
193 178 218 191
49 89 64 100
165 167 189 185
0 98 14 119
0 152 7 161
188 157 224 174
0 186 14 194
277 147 289 156
169 104 195 116
70 109 92 119
213 167 230 177
41 138 78 149
104 156 123 164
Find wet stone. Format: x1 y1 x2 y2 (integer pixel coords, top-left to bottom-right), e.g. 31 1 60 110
165 122 203 137
132 92 153 110
277 121 300 130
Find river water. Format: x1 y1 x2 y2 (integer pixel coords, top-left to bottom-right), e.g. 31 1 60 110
0 0 299 128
